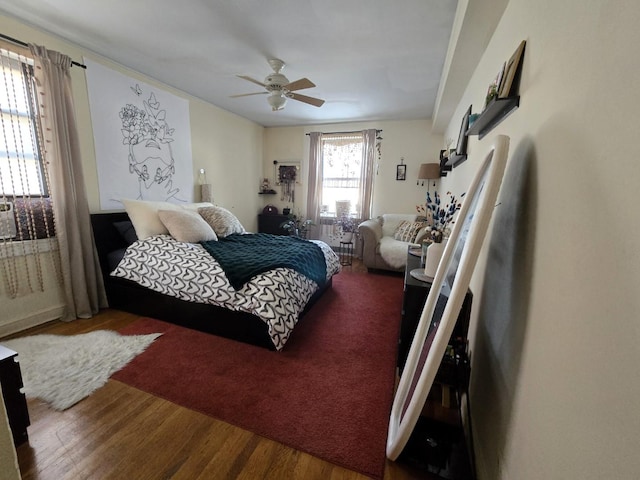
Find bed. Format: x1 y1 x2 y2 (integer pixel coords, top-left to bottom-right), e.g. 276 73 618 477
91 210 340 351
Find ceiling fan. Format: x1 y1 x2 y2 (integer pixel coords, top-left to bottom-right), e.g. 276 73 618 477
231 59 325 111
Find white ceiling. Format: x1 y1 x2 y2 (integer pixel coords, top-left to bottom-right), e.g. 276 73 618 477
0 0 460 128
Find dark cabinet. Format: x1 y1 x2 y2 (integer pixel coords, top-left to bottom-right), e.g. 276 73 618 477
399 250 475 478
257 214 290 236
400 251 472 372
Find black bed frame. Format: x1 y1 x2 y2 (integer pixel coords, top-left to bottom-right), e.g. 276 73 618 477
90 212 332 350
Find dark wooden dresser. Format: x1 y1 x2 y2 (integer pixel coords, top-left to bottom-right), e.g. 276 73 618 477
398 249 476 478
257 214 290 235
0 345 30 446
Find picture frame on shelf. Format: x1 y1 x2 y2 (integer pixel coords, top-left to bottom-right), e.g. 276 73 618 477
499 40 526 98
439 150 451 176
455 104 472 157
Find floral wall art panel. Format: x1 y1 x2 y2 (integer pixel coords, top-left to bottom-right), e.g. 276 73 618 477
84 58 193 210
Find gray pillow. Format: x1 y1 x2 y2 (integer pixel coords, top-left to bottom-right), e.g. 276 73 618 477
198 206 246 237
157 209 218 243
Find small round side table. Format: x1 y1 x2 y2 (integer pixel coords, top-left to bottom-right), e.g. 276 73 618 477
339 241 353 266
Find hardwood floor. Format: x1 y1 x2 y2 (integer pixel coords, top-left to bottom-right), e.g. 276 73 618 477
7 306 437 479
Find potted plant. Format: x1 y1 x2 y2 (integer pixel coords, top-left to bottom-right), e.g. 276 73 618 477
333 214 358 243
417 190 463 277
280 214 315 239
416 190 463 243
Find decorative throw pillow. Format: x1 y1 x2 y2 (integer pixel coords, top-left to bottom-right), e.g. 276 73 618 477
394 220 427 243
113 220 138 245
181 202 214 212
198 206 246 237
121 199 180 239
158 209 218 243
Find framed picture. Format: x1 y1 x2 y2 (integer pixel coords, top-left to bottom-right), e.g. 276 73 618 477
499 40 526 98
386 135 511 461
396 164 406 181
455 104 472 157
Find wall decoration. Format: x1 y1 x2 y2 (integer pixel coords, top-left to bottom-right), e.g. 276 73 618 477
84 58 193 210
396 161 406 181
273 160 300 203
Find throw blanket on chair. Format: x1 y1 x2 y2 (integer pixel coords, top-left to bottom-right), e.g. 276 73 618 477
201 233 327 290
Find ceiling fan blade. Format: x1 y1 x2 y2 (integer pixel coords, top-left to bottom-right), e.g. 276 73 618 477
230 92 268 98
289 92 325 107
237 75 265 87
285 78 315 91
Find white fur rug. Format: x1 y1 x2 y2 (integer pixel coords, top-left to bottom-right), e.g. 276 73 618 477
2 330 161 410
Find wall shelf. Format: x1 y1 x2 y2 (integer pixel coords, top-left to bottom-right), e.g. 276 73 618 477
466 96 519 140
446 153 467 169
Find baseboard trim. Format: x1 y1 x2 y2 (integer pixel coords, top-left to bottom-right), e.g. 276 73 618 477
0 305 65 338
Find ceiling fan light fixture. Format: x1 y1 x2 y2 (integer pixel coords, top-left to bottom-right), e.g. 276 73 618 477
267 92 287 111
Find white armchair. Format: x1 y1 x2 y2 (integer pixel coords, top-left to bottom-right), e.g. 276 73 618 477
358 214 429 272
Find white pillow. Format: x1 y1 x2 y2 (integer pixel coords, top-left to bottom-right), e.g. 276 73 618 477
198 206 246 237
158 209 218 243
122 199 180 239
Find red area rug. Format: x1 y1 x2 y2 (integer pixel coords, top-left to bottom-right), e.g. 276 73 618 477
113 270 403 479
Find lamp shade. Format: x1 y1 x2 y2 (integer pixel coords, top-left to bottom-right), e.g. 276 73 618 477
267 92 287 111
418 163 440 180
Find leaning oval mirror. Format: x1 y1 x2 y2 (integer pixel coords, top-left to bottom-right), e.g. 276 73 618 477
386 135 510 460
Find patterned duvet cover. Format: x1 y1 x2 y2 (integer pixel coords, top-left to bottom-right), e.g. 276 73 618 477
111 235 341 350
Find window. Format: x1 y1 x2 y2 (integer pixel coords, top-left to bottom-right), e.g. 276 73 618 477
320 133 364 218
0 50 47 196
0 47 53 242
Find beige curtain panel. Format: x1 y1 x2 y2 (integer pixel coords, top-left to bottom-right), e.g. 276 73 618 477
29 44 107 320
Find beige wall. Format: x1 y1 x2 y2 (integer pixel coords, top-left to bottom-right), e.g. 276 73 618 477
263 119 443 218
0 13 264 331
439 1 640 478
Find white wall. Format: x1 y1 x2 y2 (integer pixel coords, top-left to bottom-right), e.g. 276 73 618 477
0 13 264 332
439 1 640 479
262 119 443 219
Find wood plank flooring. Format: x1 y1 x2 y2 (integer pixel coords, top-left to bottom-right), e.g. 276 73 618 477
7 308 436 479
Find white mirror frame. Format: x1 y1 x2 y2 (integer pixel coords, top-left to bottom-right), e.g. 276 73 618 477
387 135 510 460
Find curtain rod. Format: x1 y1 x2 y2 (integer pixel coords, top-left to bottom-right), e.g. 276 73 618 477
0 32 87 69
305 129 382 136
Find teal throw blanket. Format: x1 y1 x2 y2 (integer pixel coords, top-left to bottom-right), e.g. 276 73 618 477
201 233 327 290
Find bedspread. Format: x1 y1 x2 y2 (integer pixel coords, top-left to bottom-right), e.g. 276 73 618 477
111 235 341 350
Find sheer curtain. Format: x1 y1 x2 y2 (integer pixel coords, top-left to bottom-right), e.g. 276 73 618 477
29 44 107 320
359 129 377 221
306 131 323 235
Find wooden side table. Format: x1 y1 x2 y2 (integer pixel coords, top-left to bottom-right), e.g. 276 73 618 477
0 345 30 446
